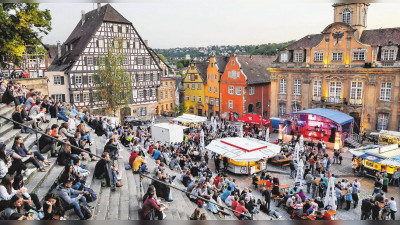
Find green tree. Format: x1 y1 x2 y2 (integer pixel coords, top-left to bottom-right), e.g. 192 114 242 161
157 53 168 63
92 38 133 116
0 3 52 68
173 103 187 116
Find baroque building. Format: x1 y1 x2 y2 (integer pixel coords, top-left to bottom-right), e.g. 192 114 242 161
268 3 400 134
47 4 162 119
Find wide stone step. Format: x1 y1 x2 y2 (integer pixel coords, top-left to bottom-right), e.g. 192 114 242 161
0 123 13 137
33 164 65 201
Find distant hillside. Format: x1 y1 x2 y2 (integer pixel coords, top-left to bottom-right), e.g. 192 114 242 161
154 41 295 61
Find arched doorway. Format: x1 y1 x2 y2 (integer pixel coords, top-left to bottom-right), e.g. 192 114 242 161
248 104 254 113
350 112 361 134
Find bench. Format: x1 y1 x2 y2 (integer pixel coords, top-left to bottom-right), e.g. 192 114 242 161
282 163 290 167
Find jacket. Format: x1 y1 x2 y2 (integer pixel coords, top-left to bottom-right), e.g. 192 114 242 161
39 135 55 151
53 184 83 205
11 112 24 129
49 105 59 118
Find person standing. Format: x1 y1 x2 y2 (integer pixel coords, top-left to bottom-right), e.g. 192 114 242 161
360 196 372 220
389 197 397 220
371 201 381 220
261 187 271 210
382 176 389 193
305 172 313 194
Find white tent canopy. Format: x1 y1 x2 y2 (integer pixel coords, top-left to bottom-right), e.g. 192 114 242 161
206 137 281 162
172 114 208 123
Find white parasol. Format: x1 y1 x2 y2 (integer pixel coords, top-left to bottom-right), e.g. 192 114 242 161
239 123 244 138
200 129 205 150
324 177 337 211
265 128 270 142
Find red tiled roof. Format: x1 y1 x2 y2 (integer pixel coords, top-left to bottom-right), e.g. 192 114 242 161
236 55 275 85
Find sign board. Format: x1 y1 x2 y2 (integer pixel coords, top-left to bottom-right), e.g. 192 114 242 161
334 132 341 150
278 123 283 140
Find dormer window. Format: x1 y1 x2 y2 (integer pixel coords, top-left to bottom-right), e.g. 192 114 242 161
342 8 351 24
294 53 303 62
280 53 288 62
231 60 235 66
382 49 395 61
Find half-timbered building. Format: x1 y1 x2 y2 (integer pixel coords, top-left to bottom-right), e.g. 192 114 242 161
47 4 162 119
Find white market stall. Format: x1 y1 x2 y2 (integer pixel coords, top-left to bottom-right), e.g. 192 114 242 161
151 123 189 144
172 114 208 123
206 137 281 174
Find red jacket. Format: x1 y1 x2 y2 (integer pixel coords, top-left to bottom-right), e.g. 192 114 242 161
129 152 138 166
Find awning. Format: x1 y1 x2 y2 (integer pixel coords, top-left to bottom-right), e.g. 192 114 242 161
236 114 271 126
292 108 354 125
206 137 281 162
172 114 208 123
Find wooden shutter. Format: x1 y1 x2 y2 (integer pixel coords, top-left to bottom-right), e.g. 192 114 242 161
377 46 382 61
118 26 122 33
60 76 65 85
83 75 88 85
289 50 294 62
397 46 400 61
70 94 74 103
94 57 97 66
303 50 307 62
96 40 99 47
71 75 75 85
127 41 130 48
62 94 65 102
84 57 88 66
80 93 83 102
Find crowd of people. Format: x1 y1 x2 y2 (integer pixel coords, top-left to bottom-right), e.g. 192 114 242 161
0 78 398 220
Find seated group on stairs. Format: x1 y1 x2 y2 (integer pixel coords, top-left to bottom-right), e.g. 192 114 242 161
0 81 129 220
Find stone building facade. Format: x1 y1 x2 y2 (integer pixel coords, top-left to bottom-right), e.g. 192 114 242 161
268 3 400 134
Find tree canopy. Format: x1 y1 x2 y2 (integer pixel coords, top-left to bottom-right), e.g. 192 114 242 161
92 39 133 116
0 3 52 68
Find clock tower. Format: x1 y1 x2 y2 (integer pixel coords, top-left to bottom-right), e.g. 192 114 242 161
333 3 369 39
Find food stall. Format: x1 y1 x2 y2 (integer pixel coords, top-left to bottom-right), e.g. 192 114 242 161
206 137 281 174
151 123 189 144
349 144 400 178
377 130 400 145
280 108 354 149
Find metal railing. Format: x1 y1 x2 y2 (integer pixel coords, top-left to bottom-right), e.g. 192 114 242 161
138 172 251 219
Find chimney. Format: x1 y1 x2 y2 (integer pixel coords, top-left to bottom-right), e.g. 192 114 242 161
81 10 85 26
57 41 61 58
144 40 148 47
97 3 101 13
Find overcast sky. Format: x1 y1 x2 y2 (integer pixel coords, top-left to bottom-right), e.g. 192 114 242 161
40 1 400 49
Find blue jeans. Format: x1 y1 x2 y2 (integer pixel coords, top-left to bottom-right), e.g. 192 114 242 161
71 194 88 205
306 183 311 193
82 134 92 143
99 171 119 184
72 182 82 190
57 113 69 122
70 201 84 219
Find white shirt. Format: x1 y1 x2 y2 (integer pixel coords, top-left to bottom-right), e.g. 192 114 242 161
68 118 76 130
0 186 16 201
353 181 361 189
389 200 397 211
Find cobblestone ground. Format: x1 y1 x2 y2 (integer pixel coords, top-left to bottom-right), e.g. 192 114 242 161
150 118 399 220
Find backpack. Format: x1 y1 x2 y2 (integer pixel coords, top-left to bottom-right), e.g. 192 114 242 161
84 187 97 202
79 202 93 219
